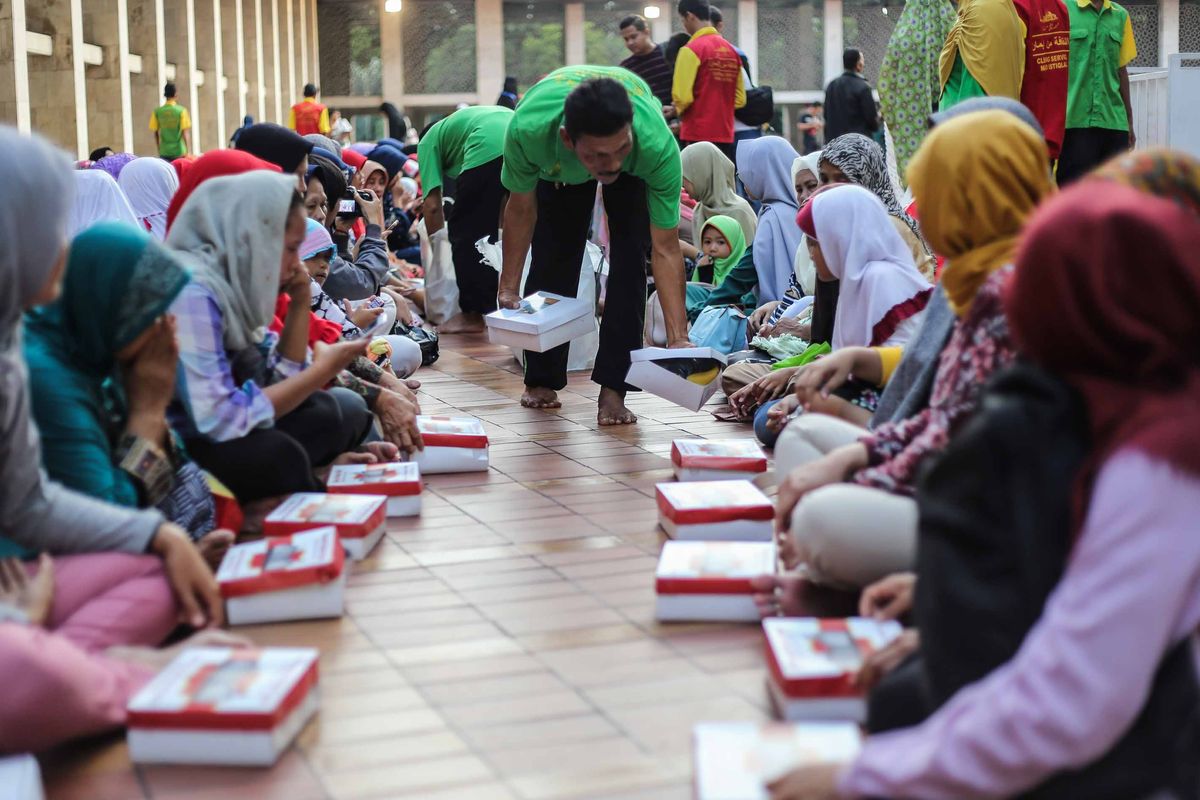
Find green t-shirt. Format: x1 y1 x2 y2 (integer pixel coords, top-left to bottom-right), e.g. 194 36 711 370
417 106 514 194
152 103 188 158
939 54 988 112
1066 0 1138 131
501 65 682 229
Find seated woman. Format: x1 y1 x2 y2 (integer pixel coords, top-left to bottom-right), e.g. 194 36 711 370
737 135 803 304
117 157 178 241
679 142 757 260
23 223 234 563
68 169 138 238
765 155 1200 800
768 109 1054 589
0 127 231 753
165 171 374 504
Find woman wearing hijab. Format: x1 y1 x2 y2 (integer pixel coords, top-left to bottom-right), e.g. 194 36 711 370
877 0 957 184
229 114 254 147
24 223 233 561
738 136 803 304
233 121 314 180
166 149 282 230
766 110 1053 590
90 152 136 180
766 156 1200 800
68 170 139 238
0 127 230 753
680 142 757 247
118 157 179 241
819 134 936 281
165 172 377 503
938 0 1025 110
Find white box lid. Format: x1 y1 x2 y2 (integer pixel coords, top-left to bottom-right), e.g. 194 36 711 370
485 292 591 334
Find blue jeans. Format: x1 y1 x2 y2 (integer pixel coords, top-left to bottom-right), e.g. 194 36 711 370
754 397 785 448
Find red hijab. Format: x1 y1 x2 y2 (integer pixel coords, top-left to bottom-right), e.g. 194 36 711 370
1007 181 1200 521
166 150 282 230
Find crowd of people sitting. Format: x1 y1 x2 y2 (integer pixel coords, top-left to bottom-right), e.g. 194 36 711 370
2 12 1200 792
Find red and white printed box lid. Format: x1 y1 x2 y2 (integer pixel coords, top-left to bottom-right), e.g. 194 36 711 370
763 617 903 698
655 540 776 595
327 461 422 498
693 721 861 796
655 480 773 524
127 647 319 731
415 415 489 449
671 438 768 472
263 492 387 539
217 527 345 599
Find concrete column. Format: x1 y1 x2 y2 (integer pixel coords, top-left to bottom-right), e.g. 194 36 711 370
308 0 318 88
1 0 33 131
297 0 307 87
565 2 585 65
270 0 282 121
650 3 670 44
219 0 241 140
380 0 404 103
129 0 165 154
475 0 502 105
738 0 757 83
1161 0 1179 63
823 0 843 86
248 0 265 121
192 0 219 150
284 0 295 105
81 0 128 152
25 0 82 152
230 0 246 122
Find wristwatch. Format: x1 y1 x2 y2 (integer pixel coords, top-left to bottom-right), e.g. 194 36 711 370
115 433 175 505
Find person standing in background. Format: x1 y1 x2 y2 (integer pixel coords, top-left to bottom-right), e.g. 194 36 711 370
937 0 1025 110
149 83 191 161
289 84 331 136
671 0 746 161
796 101 825 154
1057 0 1137 184
330 110 354 144
619 16 674 107
824 49 880 140
1011 0 1070 161
497 77 520 109
709 6 763 166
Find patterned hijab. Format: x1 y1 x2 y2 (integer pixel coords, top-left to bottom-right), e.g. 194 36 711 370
1089 149 1200 216
821 134 924 245
877 0 957 183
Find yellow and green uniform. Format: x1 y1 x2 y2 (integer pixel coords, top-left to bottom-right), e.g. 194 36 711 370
148 99 191 159
1066 0 1137 132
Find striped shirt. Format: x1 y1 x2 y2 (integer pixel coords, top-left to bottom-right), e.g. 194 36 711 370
620 45 674 106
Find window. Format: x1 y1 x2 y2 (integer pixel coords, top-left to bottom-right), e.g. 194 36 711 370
317 0 381 96
843 0 901 85
504 2 566 90
757 0 824 91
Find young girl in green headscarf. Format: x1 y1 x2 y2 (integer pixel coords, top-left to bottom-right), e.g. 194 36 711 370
685 215 749 322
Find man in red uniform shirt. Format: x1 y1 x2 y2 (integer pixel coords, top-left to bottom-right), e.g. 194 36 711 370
1011 0 1070 160
289 84 331 136
670 0 746 161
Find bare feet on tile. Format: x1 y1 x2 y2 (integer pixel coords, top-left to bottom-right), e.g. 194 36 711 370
597 387 637 426
521 386 562 409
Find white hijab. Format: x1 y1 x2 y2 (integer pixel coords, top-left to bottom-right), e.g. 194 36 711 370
68 170 139 238
118 157 179 241
810 185 931 350
790 150 822 296
165 171 297 352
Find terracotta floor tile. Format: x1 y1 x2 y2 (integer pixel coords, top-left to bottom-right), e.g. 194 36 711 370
304 707 448 745
303 729 470 773
504 758 690 800
140 751 327 800
497 607 627 636
439 688 593 728
362 620 507 649
482 736 648 777
421 670 571 706
320 754 494 800
385 636 526 666
401 653 547 685
515 622 649 652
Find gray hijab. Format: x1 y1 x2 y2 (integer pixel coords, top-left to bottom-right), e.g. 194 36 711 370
929 96 1044 138
165 171 298 352
738 135 804 303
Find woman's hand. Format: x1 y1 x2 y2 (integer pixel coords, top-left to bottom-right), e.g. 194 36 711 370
378 370 421 410
0 554 54 626
730 367 798 416
859 572 917 620
375 390 424 454
381 287 416 327
355 189 385 229
758 316 807 340
766 762 846 800
765 395 800 435
774 444 869 548
284 267 312 306
125 316 179 416
312 339 370 381
150 523 224 628
856 628 920 691
748 302 781 335
345 300 385 330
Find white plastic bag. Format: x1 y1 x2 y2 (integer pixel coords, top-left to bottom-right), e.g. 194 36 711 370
416 219 459 325
477 237 601 372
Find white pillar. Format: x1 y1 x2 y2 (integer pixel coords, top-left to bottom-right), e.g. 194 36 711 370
235 0 246 120
651 2 670 43
738 0 757 83
475 0 502 104
309 0 319 88
117 0 133 151
823 0 843 87
1161 0 1180 64
255 0 266 120
11 0 31 132
213 0 226 148
70 0 88 157
155 0 166 101
565 2 585 65
186 0 201 150
380 0 403 102
298 0 307 84
284 0 295 103
271 0 281 121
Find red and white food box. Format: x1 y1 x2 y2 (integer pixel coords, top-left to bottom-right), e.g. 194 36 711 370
763 617 903 722
411 415 489 474
693 721 861 800
484 291 595 353
217 527 346 626
126 647 319 766
0 754 44 800
327 461 422 517
655 540 776 622
262 492 387 561
655 479 773 541
671 438 768 482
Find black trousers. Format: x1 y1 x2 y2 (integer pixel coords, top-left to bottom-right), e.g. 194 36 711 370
448 157 505 314
184 389 373 502
1057 127 1130 186
524 174 651 392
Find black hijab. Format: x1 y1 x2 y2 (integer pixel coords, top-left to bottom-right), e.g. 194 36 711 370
234 123 313 173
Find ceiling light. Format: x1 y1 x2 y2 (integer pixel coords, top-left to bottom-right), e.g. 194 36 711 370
644 5 661 18
385 0 402 12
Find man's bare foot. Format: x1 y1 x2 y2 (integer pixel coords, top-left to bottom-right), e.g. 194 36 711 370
597 387 637 426
107 629 254 670
437 312 485 334
197 529 236 570
521 386 561 409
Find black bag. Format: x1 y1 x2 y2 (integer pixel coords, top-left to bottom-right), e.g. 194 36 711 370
735 65 774 128
392 322 439 366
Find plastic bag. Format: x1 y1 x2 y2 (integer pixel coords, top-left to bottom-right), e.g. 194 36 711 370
416 219 459 325
688 306 748 354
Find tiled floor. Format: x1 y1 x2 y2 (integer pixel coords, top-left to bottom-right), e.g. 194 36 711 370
42 333 794 800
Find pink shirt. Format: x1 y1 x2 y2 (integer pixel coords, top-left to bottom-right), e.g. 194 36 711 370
840 450 1200 798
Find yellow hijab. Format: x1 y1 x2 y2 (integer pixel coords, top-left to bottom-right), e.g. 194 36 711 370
906 109 1053 316
938 0 1025 100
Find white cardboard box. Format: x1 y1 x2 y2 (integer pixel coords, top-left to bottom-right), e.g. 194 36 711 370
0 755 44 800
485 291 595 353
656 480 773 541
671 438 768 482
626 346 726 412
693 721 861 800
217 527 347 626
327 461 422 517
654 540 776 622
411 415 490 474
763 617 903 723
262 492 388 561
126 647 319 766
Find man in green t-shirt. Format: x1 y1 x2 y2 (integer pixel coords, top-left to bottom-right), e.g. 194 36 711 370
418 105 514 333
499 66 689 426
149 82 191 161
